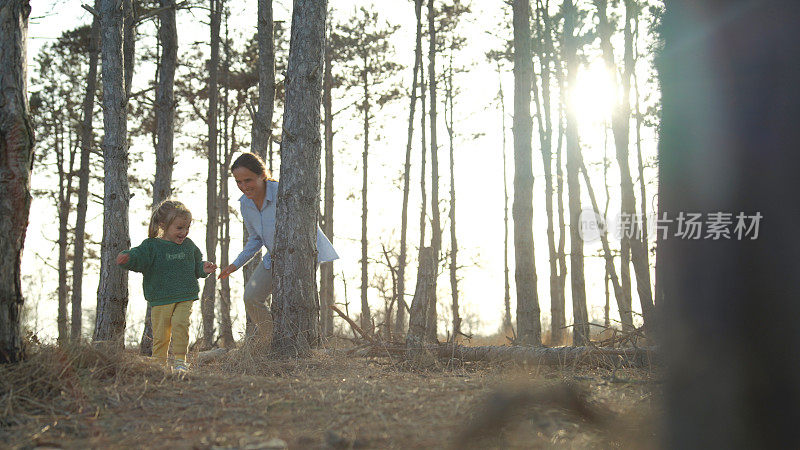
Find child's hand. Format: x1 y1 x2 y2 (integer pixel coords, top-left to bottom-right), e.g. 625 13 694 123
217 263 238 279
116 252 130 265
203 261 217 274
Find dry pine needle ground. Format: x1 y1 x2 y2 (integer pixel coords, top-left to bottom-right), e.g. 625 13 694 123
1 340 659 449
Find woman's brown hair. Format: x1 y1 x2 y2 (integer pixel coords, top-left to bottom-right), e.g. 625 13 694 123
230 153 274 181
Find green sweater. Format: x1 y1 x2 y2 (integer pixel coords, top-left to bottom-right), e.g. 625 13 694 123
120 237 210 306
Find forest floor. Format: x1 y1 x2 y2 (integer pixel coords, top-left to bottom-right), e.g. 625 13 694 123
1 336 661 449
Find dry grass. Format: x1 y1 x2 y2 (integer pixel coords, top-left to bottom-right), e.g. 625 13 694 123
1 338 661 449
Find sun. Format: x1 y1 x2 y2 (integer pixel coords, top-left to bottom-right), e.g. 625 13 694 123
569 61 616 125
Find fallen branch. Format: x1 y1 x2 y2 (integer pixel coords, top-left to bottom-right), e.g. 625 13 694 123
329 304 376 345
340 344 656 368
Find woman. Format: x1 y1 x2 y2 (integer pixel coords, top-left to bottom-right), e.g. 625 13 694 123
218 153 338 341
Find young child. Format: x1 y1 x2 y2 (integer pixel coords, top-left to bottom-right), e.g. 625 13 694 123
116 200 216 372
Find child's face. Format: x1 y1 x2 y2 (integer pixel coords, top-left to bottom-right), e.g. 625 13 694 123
163 216 191 244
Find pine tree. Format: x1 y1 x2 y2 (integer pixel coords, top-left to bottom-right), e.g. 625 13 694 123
271 0 328 356
0 0 35 363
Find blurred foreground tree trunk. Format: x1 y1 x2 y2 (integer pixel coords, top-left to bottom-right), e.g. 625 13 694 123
271 0 326 357
659 1 800 447
0 0 34 363
93 0 131 345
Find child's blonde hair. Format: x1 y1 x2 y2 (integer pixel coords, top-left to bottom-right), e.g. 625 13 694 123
149 200 192 238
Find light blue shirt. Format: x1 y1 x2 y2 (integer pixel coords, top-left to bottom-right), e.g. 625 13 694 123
232 180 339 270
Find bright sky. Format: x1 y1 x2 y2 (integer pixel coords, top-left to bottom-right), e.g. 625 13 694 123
23 0 661 344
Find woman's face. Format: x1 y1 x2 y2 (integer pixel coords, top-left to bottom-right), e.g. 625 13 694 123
232 166 266 200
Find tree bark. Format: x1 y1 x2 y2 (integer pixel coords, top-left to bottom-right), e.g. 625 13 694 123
270 0 327 357
93 0 131 345
512 0 541 345
152 0 176 206
122 0 135 99
562 0 588 345
72 4 100 343
396 0 424 336
0 0 34 363
251 0 275 159
406 247 435 355
200 0 221 349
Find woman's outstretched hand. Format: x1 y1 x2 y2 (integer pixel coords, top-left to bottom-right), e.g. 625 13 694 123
218 263 238 279
203 261 218 274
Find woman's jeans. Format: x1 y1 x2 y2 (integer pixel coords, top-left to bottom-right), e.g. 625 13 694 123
243 263 274 341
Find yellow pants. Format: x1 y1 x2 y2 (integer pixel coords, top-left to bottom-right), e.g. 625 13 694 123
151 300 194 363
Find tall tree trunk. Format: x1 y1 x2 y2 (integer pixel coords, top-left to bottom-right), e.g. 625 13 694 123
418 62 427 251
0 0 34 363
631 2 650 316
141 0 178 356
396 0 423 336
659 1 800 446
425 0 440 343
445 52 460 340
495 60 512 332
562 0 588 345
271 0 327 357
533 0 559 344
579 158 627 330
72 5 100 343
406 247 435 353
218 14 234 348
512 0 541 346
94 0 131 345
360 68 372 334
553 48 567 345
57 122 76 344
245 0 273 337
201 0 221 349
320 17 334 337
152 0 176 206
252 0 274 159
595 0 654 330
